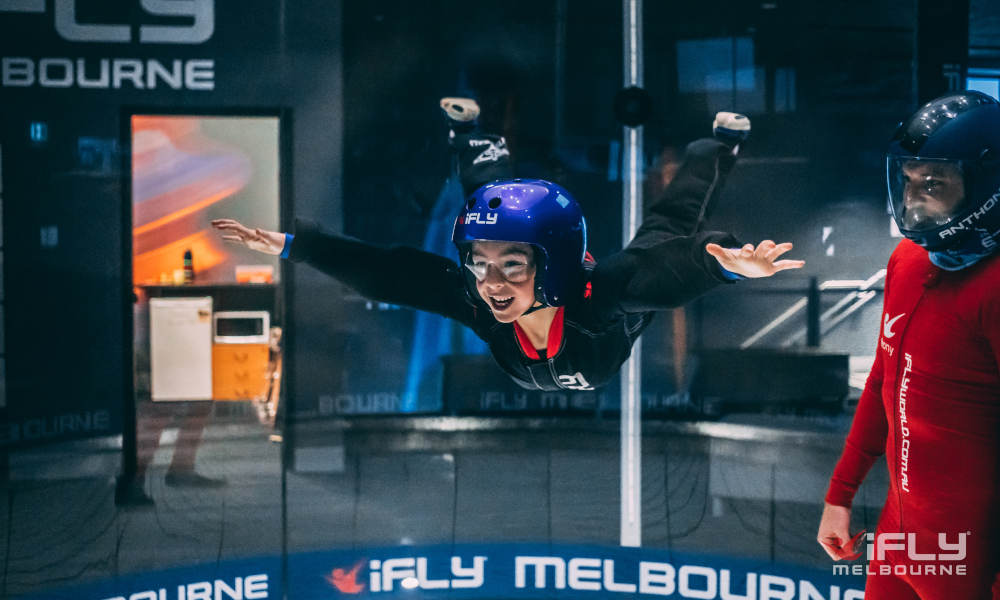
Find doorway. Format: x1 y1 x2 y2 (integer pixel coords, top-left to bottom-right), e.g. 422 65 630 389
120 111 287 505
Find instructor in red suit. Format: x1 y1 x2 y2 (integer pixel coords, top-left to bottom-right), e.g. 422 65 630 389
817 91 1000 599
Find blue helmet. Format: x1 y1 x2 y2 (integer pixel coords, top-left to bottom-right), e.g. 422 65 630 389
452 179 587 307
886 90 1000 252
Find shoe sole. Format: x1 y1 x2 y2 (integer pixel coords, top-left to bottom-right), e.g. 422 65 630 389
440 97 480 122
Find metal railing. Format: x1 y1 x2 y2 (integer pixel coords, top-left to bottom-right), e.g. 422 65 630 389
739 270 886 349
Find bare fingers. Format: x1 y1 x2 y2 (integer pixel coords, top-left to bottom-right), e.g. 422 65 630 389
819 537 844 561
704 243 730 261
212 219 257 239
772 259 806 271
765 242 795 261
211 218 243 228
755 240 776 256
211 219 252 234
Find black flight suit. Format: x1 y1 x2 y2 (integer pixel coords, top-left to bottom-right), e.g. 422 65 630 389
287 136 740 391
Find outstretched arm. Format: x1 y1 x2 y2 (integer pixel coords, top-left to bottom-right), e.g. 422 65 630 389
602 129 801 312
212 218 476 325
591 230 736 314
592 231 803 315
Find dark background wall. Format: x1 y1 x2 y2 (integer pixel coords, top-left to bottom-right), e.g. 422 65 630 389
0 0 343 445
0 0 987 446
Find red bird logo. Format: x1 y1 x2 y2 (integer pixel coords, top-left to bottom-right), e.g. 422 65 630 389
325 561 366 594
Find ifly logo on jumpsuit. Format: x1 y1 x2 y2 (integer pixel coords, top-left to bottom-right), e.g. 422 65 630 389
835 532 970 577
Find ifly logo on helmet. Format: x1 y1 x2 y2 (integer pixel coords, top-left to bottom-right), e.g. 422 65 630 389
464 212 498 225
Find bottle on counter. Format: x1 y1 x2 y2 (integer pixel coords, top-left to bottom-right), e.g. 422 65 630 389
183 249 195 284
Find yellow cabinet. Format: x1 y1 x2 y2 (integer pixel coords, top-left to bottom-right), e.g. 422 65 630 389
212 344 270 400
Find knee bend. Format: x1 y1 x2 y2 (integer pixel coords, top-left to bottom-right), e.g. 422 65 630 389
685 137 729 159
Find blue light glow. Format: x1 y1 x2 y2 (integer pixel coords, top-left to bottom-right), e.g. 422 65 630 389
29 121 48 142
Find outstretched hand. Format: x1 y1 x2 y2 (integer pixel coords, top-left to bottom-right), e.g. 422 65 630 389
211 219 285 255
705 240 804 278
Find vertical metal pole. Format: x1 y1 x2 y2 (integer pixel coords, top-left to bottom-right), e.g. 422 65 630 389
554 0 566 152
116 112 139 505
620 0 643 549
807 277 820 347
0 142 6 488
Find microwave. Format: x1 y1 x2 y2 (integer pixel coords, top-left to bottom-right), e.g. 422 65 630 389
213 311 270 344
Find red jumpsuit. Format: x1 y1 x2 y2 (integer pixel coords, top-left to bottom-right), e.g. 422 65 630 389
826 239 1000 599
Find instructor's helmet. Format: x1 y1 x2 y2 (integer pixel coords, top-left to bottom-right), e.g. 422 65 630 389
452 179 587 307
886 90 1000 252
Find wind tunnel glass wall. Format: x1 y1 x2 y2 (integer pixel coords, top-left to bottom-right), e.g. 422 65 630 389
632 0 916 420
323 5 909 422
318 1 629 418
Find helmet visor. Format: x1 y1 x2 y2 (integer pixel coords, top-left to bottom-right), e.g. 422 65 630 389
887 156 968 232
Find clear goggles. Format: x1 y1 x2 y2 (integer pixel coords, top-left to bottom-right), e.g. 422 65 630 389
886 156 969 232
463 250 535 284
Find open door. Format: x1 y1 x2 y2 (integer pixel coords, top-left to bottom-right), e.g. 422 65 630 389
120 112 285 505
